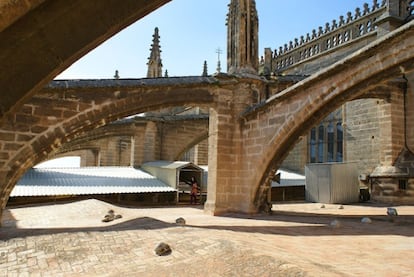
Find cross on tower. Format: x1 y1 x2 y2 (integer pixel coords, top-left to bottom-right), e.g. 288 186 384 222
216 47 223 61
216 47 223 73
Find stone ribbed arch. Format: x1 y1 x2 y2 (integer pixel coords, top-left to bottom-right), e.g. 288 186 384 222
51 116 210 166
1 21 414 218
204 20 414 215
244 21 414 208
0 77 221 212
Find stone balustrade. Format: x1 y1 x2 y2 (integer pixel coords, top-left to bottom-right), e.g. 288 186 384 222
269 0 387 73
408 0 414 21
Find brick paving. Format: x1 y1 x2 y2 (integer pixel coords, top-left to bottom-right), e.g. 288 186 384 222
1 200 414 276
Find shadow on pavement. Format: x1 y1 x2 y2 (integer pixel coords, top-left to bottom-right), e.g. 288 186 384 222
193 210 414 237
2 200 414 240
0 216 175 240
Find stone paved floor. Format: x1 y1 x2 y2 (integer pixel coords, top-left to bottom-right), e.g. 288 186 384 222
1 199 414 276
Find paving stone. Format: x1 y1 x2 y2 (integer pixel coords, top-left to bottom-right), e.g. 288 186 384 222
1 199 414 276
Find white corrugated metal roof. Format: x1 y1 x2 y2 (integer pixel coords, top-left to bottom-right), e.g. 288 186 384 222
11 167 176 197
272 169 305 187
142 161 204 170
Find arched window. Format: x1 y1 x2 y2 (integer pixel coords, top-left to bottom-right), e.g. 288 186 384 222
318 125 325 162
336 122 343 162
308 109 343 163
310 128 317 163
327 122 334 162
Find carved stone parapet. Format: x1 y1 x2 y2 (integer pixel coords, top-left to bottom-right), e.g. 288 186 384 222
270 1 388 73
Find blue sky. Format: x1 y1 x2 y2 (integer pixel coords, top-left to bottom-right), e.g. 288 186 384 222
57 0 369 79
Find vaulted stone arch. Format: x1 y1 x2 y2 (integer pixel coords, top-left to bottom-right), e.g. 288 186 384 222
203 20 414 215
245 21 414 209
51 115 210 166
1 19 414 220
0 77 222 214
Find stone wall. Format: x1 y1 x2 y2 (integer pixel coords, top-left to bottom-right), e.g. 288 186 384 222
344 98 382 175
159 117 209 161
280 138 307 175
194 139 209 165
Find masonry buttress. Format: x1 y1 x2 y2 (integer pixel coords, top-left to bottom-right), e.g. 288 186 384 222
204 84 259 215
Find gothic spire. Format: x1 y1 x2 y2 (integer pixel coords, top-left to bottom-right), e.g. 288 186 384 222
202 61 208 77
226 0 259 75
113 70 120 79
147 27 163 78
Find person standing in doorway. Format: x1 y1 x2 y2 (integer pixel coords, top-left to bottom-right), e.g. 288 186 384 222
190 177 199 204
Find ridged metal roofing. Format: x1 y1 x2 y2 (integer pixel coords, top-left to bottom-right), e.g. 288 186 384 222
11 167 176 197
142 160 203 170
272 169 305 187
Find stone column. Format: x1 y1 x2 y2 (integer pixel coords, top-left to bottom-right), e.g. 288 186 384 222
130 135 135 166
204 83 258 215
143 121 160 162
378 80 405 165
0 172 6 227
0 170 19 227
405 72 414 152
262 48 273 76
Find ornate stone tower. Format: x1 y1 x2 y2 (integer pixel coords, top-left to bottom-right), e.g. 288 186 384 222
147 27 163 78
226 0 259 75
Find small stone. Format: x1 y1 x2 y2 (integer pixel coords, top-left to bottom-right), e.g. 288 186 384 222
387 207 398 216
175 217 186 225
361 217 372 224
102 210 122 222
102 214 115 222
330 219 341 228
155 242 172 256
320 204 325 208
338 205 344 209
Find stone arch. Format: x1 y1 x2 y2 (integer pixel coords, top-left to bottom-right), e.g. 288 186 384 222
254 81 399 207
246 20 414 209
51 115 210 166
0 83 218 211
